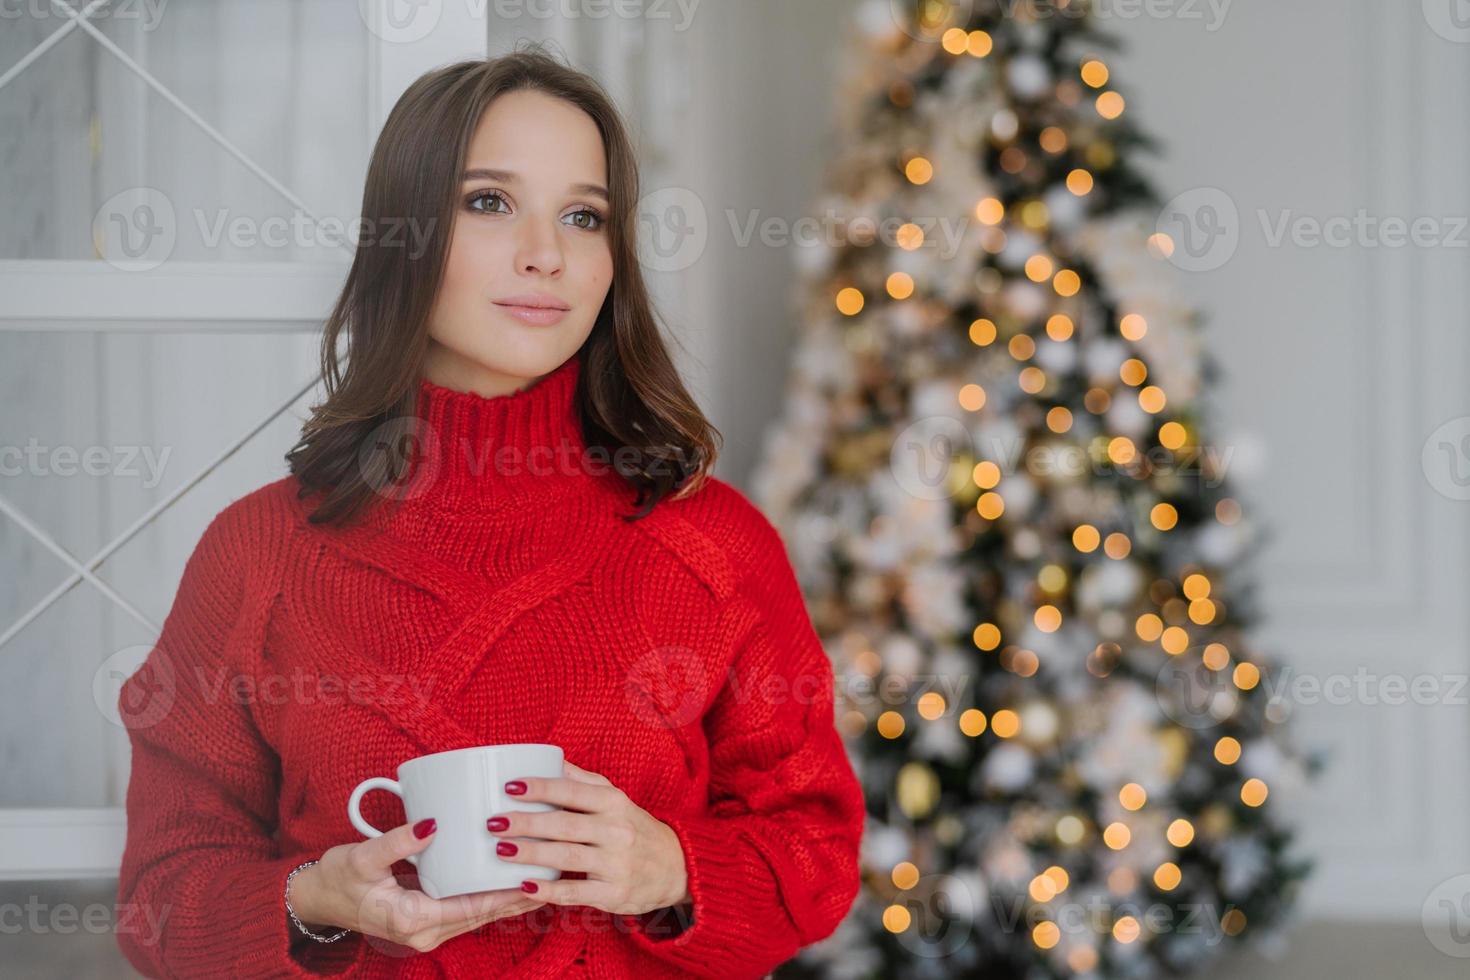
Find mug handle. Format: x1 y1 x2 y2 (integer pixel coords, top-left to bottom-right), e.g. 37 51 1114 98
347 777 418 867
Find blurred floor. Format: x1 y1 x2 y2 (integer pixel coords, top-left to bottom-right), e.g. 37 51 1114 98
1197 920 1466 980
0 880 1461 979
0 879 144 979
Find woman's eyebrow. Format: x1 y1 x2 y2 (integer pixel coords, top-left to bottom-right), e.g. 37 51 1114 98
462 167 609 202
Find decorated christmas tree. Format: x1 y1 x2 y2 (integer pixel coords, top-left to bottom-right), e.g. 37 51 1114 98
750 2 1317 977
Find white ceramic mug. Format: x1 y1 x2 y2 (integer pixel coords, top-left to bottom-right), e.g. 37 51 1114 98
347 743 565 899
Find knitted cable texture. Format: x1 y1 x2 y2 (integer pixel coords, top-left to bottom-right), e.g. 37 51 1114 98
114 353 866 979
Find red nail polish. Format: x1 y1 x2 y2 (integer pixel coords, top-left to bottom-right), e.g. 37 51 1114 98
520 880 538 893
497 841 518 857
413 818 436 839
505 780 526 795
487 816 509 832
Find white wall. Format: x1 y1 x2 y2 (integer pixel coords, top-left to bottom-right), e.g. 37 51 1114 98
1111 1 1470 919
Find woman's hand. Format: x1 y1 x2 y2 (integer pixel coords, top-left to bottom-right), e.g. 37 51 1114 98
485 760 690 918
288 820 543 953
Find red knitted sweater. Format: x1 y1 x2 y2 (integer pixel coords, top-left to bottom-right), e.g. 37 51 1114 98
113 354 866 979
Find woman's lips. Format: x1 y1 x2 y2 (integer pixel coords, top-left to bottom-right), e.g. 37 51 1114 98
493 302 569 326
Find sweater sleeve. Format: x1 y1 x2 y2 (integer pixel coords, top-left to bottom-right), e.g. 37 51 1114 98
114 504 367 979
619 506 866 978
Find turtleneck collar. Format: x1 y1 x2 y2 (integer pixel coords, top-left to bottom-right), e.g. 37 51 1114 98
392 354 590 516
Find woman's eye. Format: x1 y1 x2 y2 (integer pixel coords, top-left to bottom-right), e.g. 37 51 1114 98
565 208 604 231
467 189 509 214
465 192 600 230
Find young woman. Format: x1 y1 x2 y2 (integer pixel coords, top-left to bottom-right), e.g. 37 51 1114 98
113 47 864 979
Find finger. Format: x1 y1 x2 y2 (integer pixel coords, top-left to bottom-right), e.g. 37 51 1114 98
450 894 546 941
562 760 612 785
488 807 606 845
373 887 529 946
496 838 602 876
412 887 536 937
519 876 619 911
356 818 438 874
508 774 618 814
437 887 537 925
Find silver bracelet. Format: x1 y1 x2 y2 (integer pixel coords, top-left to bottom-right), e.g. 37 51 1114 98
285 858 352 943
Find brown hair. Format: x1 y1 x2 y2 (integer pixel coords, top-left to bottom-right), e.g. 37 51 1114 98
285 43 720 526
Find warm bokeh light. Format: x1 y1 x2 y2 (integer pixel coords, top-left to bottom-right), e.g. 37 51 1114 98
1241 778 1269 807
904 155 933 184
1096 91 1125 119
1135 613 1163 642
876 710 906 739
1234 662 1261 690
991 708 1020 738
969 317 998 345
1159 421 1187 450
958 383 987 412
972 622 1002 650
883 904 911 933
1138 385 1167 413
1081 59 1110 88
975 197 1004 225
835 287 864 316
1112 916 1140 943
1034 605 1062 632
1202 643 1231 671
1102 822 1131 849
917 691 945 720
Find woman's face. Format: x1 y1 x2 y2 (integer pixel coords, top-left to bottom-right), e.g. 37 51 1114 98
423 89 613 396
